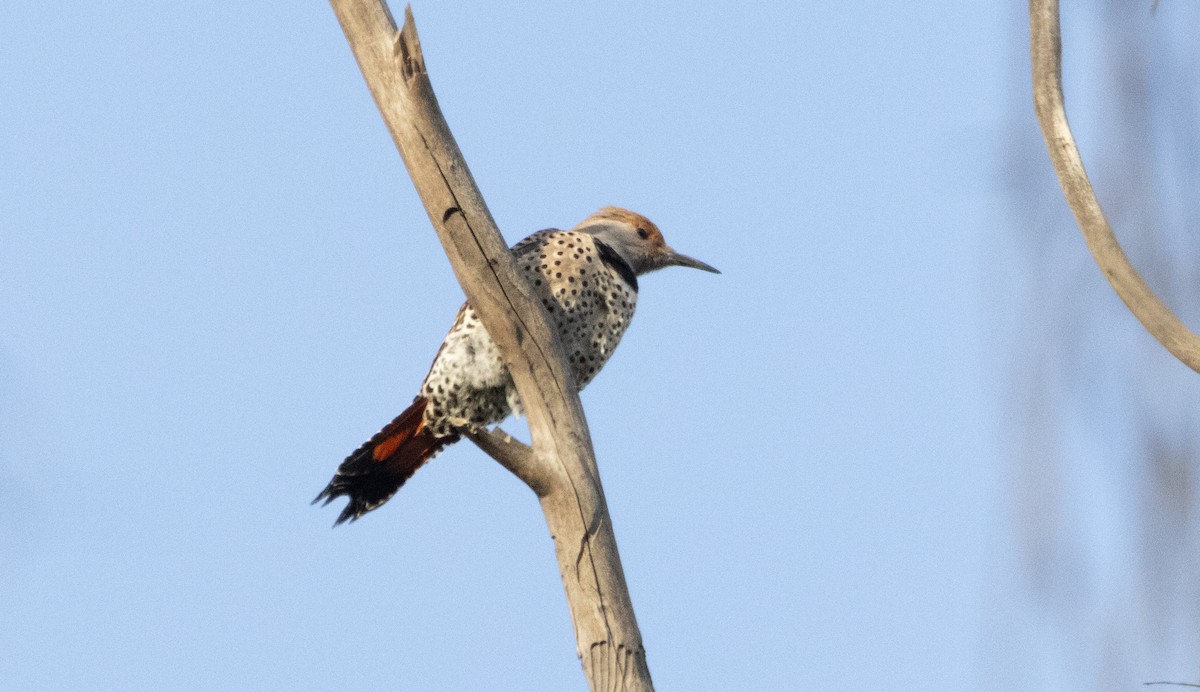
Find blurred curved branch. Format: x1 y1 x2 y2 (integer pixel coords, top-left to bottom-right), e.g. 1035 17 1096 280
1030 0 1200 373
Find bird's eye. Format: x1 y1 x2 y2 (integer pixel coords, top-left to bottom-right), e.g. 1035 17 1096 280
636 228 649 239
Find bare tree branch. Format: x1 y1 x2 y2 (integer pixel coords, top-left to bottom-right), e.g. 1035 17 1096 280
327 2 653 689
1030 0 1200 373
464 427 555 497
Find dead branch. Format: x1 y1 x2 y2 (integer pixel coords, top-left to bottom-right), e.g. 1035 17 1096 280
327 2 653 689
1030 0 1200 373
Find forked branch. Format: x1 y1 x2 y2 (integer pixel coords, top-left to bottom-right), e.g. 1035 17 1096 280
1030 0 1200 373
327 2 653 689
465 427 553 496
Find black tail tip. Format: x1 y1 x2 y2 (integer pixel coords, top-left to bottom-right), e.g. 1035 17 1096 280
311 485 360 527
312 478 389 527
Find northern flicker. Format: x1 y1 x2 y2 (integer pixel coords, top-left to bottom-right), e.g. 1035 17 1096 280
314 206 719 525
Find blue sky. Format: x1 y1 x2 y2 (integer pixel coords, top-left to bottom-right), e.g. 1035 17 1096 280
0 1 1145 689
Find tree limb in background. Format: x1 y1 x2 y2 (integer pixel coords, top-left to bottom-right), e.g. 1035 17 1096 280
327 2 653 689
1030 0 1200 374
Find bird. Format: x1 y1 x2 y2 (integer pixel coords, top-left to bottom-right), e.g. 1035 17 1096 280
314 206 720 525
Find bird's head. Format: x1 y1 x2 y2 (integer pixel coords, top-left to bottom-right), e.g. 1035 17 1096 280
572 206 720 276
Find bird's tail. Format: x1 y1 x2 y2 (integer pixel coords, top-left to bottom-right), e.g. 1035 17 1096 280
313 396 458 525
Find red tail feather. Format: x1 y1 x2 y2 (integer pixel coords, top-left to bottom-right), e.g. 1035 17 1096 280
314 397 458 525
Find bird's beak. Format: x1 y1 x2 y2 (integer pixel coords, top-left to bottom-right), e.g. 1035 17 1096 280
666 250 721 274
